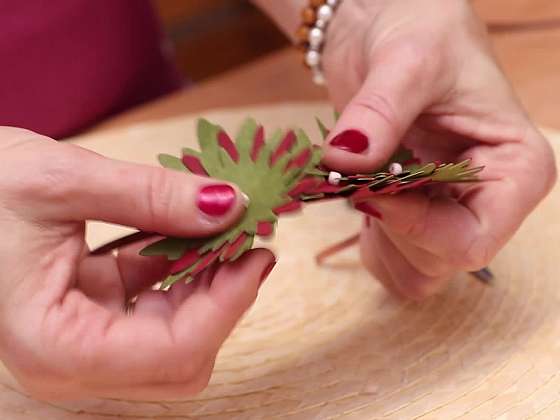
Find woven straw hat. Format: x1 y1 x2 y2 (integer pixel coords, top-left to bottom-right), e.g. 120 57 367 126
1 103 559 419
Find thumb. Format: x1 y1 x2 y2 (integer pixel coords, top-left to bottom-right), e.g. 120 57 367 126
33 146 249 237
323 50 437 173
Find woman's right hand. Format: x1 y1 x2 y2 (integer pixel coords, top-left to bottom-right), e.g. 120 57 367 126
0 127 275 400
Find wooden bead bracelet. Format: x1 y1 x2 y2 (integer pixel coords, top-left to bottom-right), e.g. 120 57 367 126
296 0 342 85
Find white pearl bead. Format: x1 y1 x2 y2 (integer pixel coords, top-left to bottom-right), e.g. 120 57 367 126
312 70 326 85
326 0 338 6
305 50 321 67
328 171 342 185
389 162 403 176
317 5 333 23
308 27 324 49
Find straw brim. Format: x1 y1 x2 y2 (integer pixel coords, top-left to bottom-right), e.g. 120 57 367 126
1 103 559 419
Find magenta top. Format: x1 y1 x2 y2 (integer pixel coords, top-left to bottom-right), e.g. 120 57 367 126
0 1 183 138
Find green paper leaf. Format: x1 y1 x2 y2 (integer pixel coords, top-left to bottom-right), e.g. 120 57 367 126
388 147 414 166
231 235 254 261
310 147 323 167
140 237 190 260
235 118 258 164
268 128 284 150
315 117 329 140
158 154 186 172
197 118 223 172
181 147 202 158
160 270 192 290
431 160 484 182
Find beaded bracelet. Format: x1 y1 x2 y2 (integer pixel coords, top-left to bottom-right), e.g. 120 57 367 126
296 0 342 86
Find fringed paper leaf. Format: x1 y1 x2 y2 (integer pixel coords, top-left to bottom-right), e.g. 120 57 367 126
158 154 187 172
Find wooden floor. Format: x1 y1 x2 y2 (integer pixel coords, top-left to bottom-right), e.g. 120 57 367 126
97 1 560 131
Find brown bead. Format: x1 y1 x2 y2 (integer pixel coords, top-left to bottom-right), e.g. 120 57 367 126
296 25 311 44
301 7 316 25
310 0 326 8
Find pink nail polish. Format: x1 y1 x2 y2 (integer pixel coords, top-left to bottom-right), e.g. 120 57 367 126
355 202 382 219
259 260 277 285
330 130 369 154
197 184 236 217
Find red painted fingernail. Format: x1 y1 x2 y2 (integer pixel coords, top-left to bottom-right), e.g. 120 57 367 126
355 202 382 219
330 130 369 154
260 260 277 285
197 184 236 217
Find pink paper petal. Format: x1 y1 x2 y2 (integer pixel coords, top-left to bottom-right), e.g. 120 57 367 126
354 202 383 219
218 131 239 162
221 233 248 260
182 155 208 176
286 148 311 171
170 249 200 274
273 200 302 215
250 126 265 162
351 187 379 201
191 247 224 276
256 221 274 236
270 131 296 165
289 177 320 197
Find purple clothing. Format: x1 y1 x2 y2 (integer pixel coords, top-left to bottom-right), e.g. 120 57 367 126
0 0 182 138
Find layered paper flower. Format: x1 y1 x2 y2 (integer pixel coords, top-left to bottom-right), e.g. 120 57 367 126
141 118 324 288
138 117 483 288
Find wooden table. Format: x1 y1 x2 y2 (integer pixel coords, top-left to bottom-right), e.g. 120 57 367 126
92 2 560 132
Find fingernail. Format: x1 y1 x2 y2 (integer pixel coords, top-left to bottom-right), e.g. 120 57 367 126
260 259 277 285
355 202 382 219
197 184 236 217
330 129 369 154
240 192 250 208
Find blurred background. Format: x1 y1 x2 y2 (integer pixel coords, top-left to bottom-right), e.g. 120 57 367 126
144 0 559 131
153 0 287 82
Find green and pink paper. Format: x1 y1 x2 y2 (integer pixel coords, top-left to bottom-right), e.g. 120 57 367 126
130 117 484 288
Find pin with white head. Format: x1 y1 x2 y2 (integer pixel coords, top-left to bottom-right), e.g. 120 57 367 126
328 171 342 185
388 162 403 176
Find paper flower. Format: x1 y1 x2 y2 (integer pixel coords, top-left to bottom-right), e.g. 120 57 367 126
140 118 324 288
92 117 484 288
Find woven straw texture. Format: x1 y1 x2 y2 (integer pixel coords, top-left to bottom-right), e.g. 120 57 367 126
0 103 559 419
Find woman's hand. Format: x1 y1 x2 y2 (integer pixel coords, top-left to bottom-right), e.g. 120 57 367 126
319 0 556 299
0 128 275 400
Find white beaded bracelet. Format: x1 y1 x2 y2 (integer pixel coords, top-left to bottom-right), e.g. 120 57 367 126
296 0 342 86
